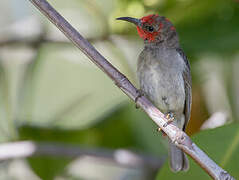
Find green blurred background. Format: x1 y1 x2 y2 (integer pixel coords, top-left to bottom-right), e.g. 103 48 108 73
0 0 238 179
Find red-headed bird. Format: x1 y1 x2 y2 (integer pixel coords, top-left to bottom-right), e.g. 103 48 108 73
117 14 192 172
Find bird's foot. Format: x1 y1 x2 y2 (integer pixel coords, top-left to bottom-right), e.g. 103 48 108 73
157 112 174 136
157 127 167 136
135 89 144 109
163 112 175 127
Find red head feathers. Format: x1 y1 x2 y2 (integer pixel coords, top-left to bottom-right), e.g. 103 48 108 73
116 14 176 43
136 14 161 42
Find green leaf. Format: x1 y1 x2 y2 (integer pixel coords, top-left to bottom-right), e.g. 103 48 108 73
28 156 71 180
156 123 239 180
18 43 129 129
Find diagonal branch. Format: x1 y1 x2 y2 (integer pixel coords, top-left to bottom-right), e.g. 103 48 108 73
28 0 235 179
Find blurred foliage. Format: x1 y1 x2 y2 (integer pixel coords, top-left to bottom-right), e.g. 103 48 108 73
19 104 166 179
157 123 239 179
0 0 239 179
29 156 71 180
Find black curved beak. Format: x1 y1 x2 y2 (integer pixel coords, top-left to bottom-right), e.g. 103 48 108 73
116 17 141 27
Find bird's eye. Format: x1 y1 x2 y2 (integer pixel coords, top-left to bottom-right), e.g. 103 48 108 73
146 25 154 32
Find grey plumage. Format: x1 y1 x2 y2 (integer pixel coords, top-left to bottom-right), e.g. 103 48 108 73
137 40 191 172
176 48 192 131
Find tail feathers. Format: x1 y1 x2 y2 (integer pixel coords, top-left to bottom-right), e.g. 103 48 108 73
169 141 189 172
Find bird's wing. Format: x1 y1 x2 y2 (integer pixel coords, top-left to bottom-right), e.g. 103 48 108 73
176 48 192 131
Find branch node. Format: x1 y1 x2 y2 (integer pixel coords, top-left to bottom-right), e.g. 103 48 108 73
219 171 235 180
135 89 144 108
175 131 193 150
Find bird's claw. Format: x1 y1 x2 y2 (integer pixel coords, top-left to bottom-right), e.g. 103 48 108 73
156 112 174 136
157 127 167 136
163 112 175 127
135 89 144 109
156 113 174 136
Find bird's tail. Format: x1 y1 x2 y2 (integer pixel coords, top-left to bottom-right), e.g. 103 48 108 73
169 141 189 172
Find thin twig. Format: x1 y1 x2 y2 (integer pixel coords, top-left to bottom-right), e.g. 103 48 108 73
28 0 235 179
0 141 164 171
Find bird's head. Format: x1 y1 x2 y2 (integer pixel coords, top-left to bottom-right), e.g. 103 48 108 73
117 14 178 46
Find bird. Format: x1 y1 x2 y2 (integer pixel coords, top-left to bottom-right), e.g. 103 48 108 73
116 14 192 172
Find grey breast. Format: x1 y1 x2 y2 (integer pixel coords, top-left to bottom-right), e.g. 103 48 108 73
137 47 186 114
